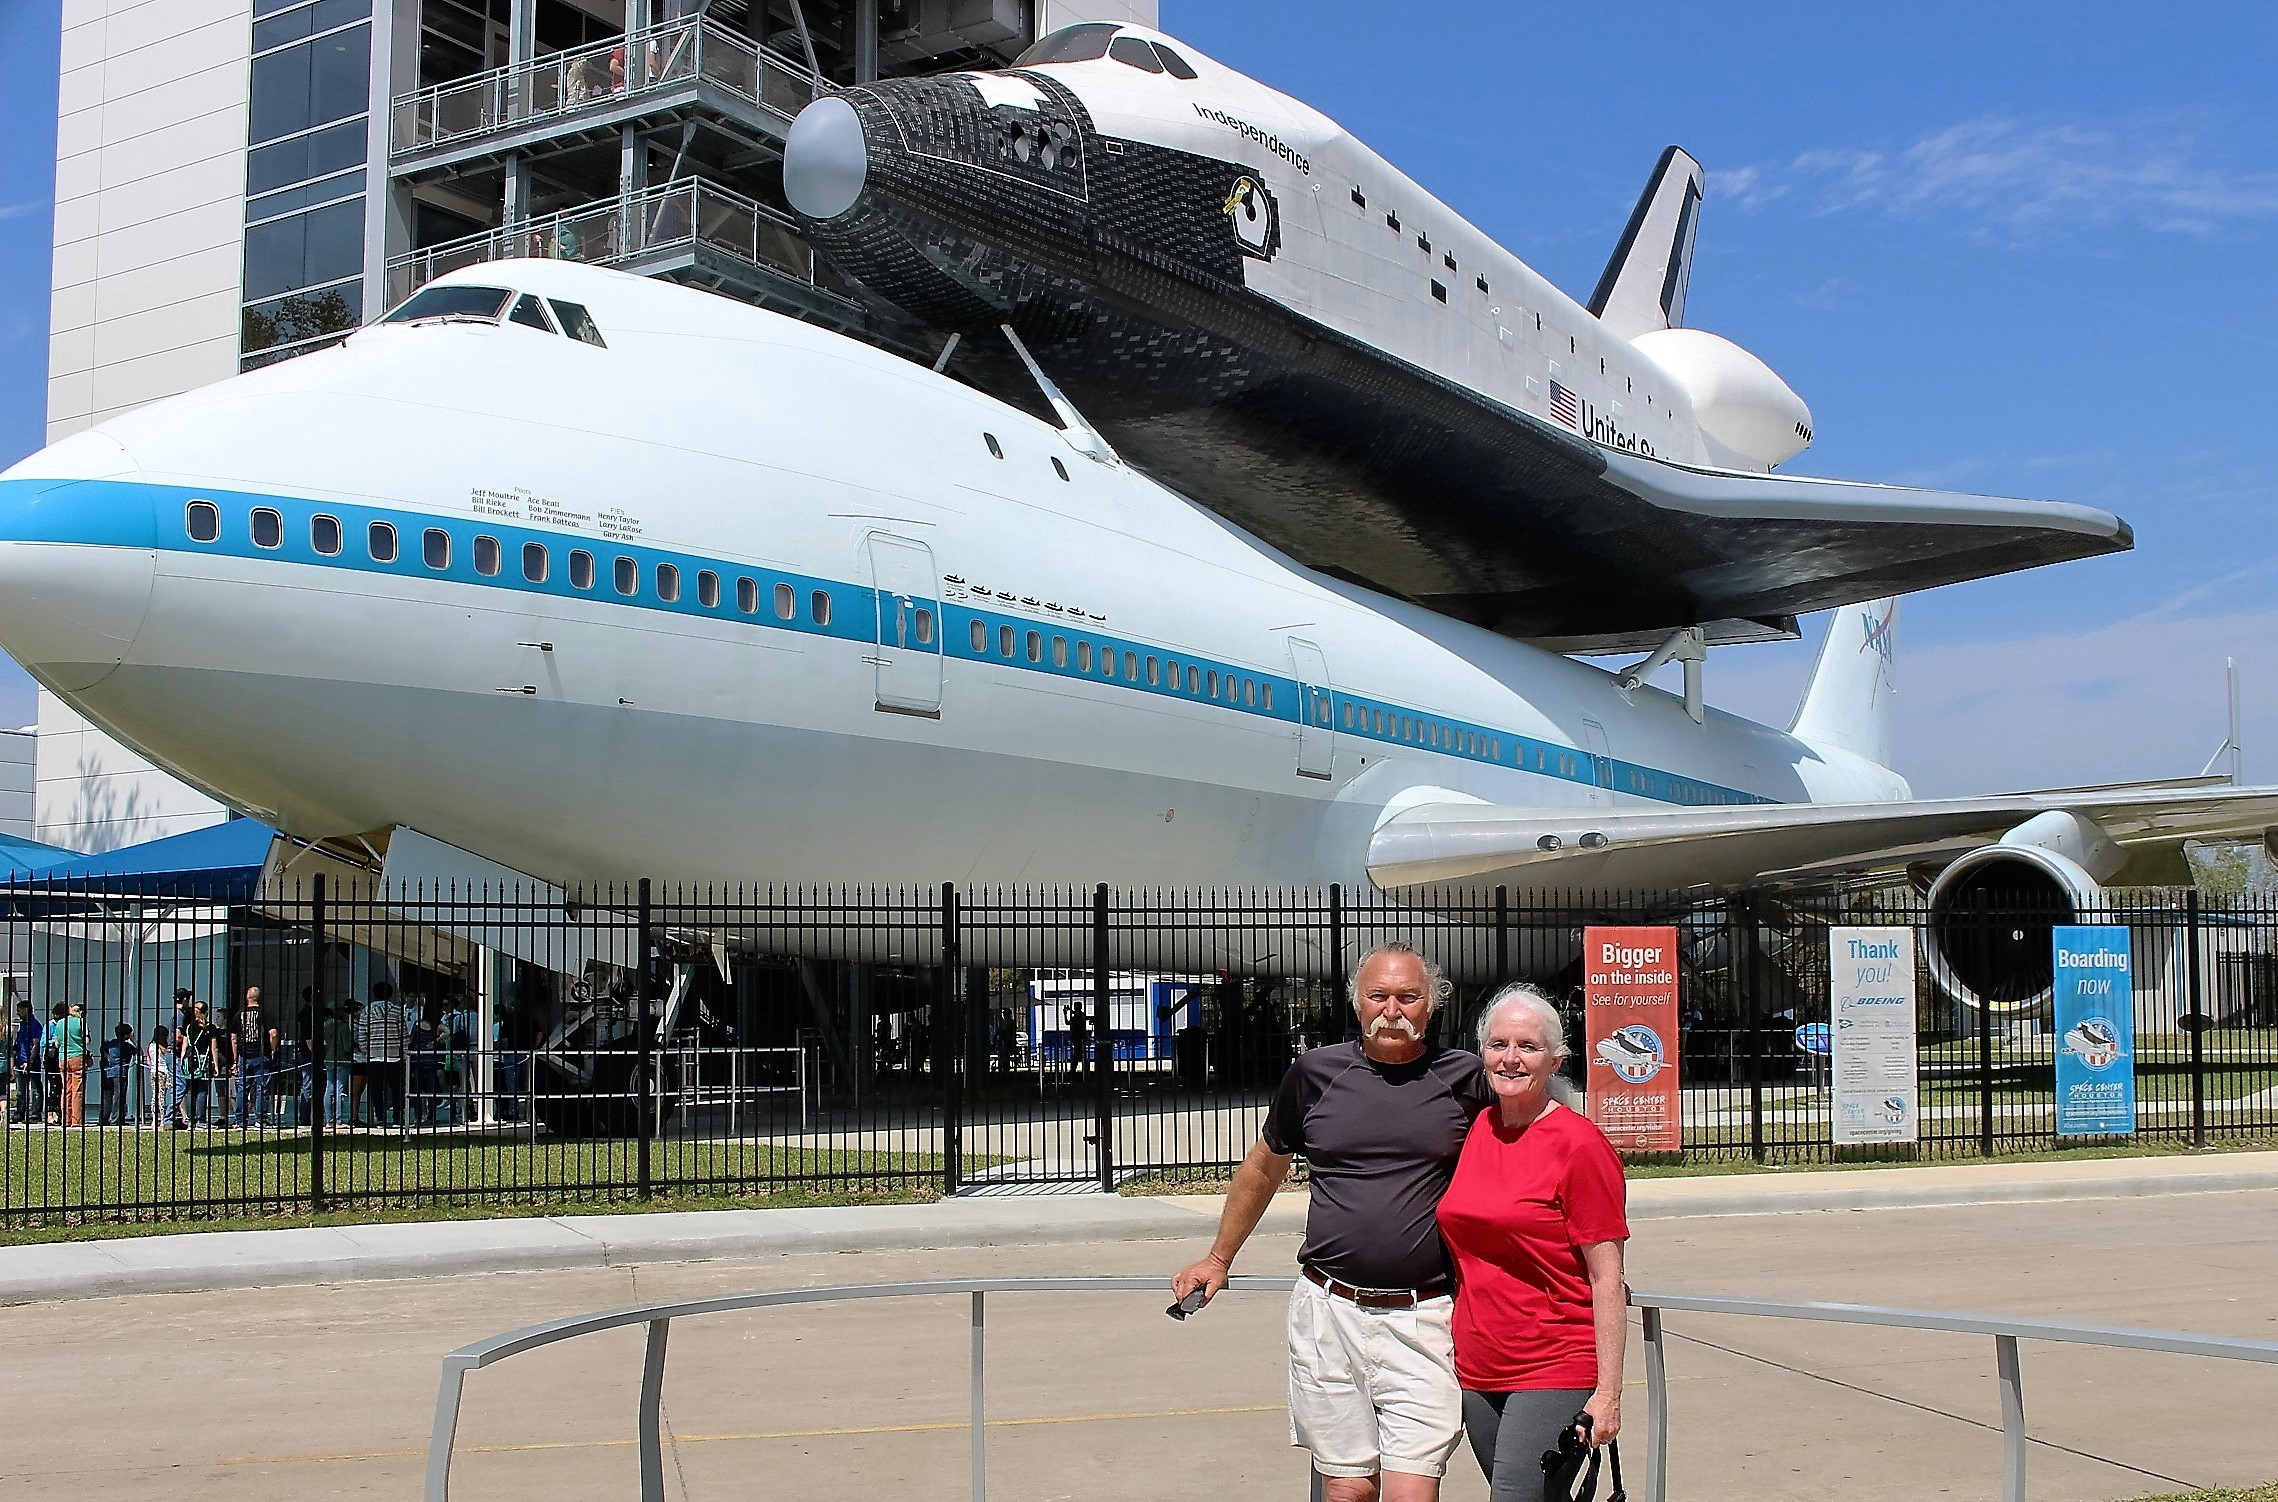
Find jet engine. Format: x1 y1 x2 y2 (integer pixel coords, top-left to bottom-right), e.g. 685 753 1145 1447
1922 812 2123 1015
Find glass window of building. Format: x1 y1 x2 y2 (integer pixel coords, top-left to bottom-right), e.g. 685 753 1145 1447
242 5 370 369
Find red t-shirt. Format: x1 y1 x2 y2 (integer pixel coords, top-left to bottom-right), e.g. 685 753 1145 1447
1435 1103 1629 1391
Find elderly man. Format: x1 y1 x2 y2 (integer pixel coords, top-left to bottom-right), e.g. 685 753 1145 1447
1172 943 1492 1502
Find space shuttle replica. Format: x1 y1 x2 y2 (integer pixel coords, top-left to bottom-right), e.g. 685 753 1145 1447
781 21 2125 652
1 19 2272 1012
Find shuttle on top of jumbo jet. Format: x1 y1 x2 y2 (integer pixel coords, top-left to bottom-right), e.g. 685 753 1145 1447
0 252 2270 1015
780 20 2130 654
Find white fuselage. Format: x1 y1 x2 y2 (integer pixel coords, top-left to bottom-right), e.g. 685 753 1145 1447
995 34 1789 471
0 261 1900 894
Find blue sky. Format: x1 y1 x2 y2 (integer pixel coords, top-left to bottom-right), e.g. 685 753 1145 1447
0 3 2274 794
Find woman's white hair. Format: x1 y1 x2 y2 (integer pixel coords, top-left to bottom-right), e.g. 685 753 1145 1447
1475 982 1571 1060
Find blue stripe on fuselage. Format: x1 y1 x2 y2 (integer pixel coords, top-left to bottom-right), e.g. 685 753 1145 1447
0 476 1775 807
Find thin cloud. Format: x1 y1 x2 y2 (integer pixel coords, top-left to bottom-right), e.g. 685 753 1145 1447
0 200 45 221
1713 115 2278 238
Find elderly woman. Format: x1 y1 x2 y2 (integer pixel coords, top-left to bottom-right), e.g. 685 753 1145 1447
1435 983 1629 1498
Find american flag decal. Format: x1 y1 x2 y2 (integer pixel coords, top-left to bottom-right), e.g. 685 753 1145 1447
1549 380 1579 430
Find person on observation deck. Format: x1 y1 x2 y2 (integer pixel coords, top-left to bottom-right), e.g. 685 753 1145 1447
1436 984 1629 1501
1172 943 1493 1502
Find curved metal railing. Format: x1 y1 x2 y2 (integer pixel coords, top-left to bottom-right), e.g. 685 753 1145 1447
423 1275 2278 1502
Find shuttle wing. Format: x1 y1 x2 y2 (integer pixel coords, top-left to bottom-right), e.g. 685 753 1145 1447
1074 338 2133 655
1366 784 2278 893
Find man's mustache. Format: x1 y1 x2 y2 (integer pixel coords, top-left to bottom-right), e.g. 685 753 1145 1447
1366 1013 1421 1040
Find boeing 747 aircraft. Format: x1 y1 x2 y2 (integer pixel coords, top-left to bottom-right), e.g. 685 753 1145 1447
0 260 2272 1012
780 21 2130 653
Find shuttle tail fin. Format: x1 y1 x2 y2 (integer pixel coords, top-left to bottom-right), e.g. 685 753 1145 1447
1588 146 1705 341
1792 598 1900 772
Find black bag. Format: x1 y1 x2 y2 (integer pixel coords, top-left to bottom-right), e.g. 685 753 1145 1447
1541 1412 1624 1502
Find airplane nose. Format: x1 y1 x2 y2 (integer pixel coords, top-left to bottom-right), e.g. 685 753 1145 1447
0 433 158 692
783 95 869 219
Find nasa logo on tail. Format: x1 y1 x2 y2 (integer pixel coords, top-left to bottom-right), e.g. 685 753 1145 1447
1858 599 1897 697
1222 175 1280 260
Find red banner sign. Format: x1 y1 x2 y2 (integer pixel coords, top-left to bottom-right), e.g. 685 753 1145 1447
1582 925 1682 1152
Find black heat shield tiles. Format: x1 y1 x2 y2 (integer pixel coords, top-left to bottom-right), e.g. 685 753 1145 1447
795 76 2128 646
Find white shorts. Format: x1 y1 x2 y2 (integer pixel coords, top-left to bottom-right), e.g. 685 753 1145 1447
1286 1274 1464 1479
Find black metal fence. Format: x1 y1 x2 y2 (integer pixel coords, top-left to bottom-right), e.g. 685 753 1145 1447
3 876 2274 1225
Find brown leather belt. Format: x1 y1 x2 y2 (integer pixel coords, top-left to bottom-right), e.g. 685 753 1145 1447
1303 1264 1450 1309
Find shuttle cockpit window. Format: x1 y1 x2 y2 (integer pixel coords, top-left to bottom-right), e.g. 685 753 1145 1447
1014 22 1115 65
1107 35 1163 73
549 300 607 347
1152 43 1197 79
382 284 511 326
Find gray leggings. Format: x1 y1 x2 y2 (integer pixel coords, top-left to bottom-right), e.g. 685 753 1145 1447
1463 1388 1593 1501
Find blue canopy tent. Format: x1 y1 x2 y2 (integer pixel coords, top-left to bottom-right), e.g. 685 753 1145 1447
0 832 81 881
4 819 280 909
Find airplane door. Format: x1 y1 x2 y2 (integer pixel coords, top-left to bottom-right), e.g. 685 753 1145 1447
866 532 941 718
1288 637 1334 780
1581 718 1613 804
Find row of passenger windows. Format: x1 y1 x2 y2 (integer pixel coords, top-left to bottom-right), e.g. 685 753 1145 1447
1341 700 1502 759
185 501 834 623
185 499 1747 797
965 618 1276 709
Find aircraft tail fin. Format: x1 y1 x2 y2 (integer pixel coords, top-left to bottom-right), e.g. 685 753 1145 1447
1792 598 1900 771
1588 146 1705 341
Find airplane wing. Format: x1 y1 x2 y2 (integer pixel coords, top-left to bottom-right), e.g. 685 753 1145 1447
1366 784 2278 892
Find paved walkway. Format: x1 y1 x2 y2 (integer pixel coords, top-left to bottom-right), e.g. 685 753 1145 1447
6 1148 2278 1304
2 1181 2274 1501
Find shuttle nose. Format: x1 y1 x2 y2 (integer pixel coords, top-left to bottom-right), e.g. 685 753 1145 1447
0 432 158 693
784 95 870 219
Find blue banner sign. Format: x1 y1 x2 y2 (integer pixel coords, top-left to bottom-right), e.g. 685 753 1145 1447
2052 925 2135 1137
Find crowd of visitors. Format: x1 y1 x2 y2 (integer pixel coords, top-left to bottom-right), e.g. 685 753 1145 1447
2 983 513 1130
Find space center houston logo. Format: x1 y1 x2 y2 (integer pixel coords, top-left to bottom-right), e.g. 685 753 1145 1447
1582 925 1681 1151
2052 926 2136 1137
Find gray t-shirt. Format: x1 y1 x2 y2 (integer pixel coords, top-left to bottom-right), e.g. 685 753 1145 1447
1261 1040 1493 1289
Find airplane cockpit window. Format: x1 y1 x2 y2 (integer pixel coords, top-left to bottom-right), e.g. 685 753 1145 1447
549 300 607 347
1014 22 1115 65
382 284 511 325
1108 35 1163 72
508 294 556 333
1151 42 1197 78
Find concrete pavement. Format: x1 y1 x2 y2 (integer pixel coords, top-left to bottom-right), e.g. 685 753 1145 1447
2 1185 2274 1501
6 1147 2278 1305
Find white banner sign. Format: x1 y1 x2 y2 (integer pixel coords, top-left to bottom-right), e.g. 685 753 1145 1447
1829 926 1919 1145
